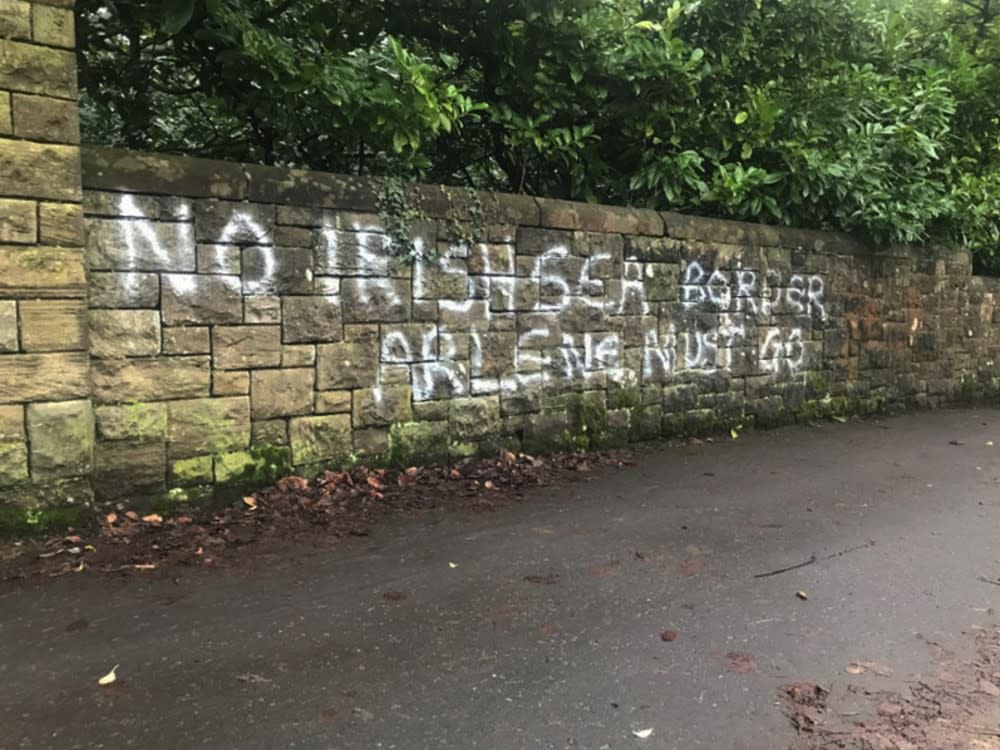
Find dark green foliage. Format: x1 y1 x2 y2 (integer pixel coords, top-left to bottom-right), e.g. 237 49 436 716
78 1 1000 266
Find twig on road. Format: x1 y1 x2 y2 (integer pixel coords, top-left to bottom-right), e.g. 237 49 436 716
754 555 817 578
978 576 1000 587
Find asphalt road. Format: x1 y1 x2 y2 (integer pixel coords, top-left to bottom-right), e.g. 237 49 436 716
3 408 1000 749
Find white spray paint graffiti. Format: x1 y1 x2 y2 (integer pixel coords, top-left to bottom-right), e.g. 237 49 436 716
103 195 829 404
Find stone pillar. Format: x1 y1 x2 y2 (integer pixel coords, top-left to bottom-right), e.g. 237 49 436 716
0 0 93 512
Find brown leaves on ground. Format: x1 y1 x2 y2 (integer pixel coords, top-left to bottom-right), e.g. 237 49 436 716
0 449 632 583
784 626 1000 749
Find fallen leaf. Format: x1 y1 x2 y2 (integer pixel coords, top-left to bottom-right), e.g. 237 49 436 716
846 661 894 677
74 561 85 572
660 629 678 642
449 469 461 479
448 562 458 569
242 496 257 510
632 728 654 739
484 480 497 490
796 590 809 600
540 624 555 636
84 544 95 552
382 590 407 601
351 707 374 721
105 512 118 524
988 441 995 447
124 511 139 522
141 514 163 524
730 428 739 439
176 515 194 525
366 476 385 491
65 535 82 544
502 450 517 463
194 546 204 556
948 439 965 446
832 415 848 423
97 665 119 686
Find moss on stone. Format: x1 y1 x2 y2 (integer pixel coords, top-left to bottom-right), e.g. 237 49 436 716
170 456 213 486
0 504 87 536
387 421 449 465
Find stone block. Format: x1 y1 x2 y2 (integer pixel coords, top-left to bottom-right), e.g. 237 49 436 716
281 344 315 367
275 225 313 247
516 227 573 255
31 3 74 48
88 309 160 357
0 1 31 39
82 146 248 200
95 442 166 498
244 294 281 324
315 390 351 414
91 356 210 403
211 325 281 369
352 386 412 427
167 396 251 459
379 323 436 363
0 197 36 243
11 93 78 142
161 274 242 325
0 246 85 297
0 403 27 486
0 300 16 352
538 198 662 235
26 400 94 479
38 201 83 246
388 420 449 464
197 244 240 274
88 271 159 308
162 326 209 355
86 217 195 271
314 228 390 276
251 419 288 447
251 368 314 418
0 92 10 134
195 200 275 244
644 263 680 301
282 295 342 343
0 352 89 402
243 245 312 294
289 414 351 465
341 277 410 322
414 258 468 299
0 39 77 98
18 300 87 352
316 341 378 389
469 244 515 276
95 402 167 441
472 332 516 377
449 396 500 440
213 370 249 396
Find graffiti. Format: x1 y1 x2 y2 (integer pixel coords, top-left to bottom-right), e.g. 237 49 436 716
103 194 829 405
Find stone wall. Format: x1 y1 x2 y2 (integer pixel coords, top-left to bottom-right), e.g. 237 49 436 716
70 145 1000 504
0 0 92 513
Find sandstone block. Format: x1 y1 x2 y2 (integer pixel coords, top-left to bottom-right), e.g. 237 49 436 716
316 341 378 389
0 197 35 243
289 414 351 465
0 246 85 297
167 396 250 459
31 3 74 48
26 400 94 479
282 295 342 343
0 352 89 402
91 356 210 403
20 299 88 352
195 200 274 244
243 245 312 294
162 326 209 355
211 325 281 369
244 294 281 324
38 201 83 245
161 274 242 325
0 300 16 352
448 396 500 440
94 402 167 441
0 39 77 98
0 1 31 39
0 403 26 486
95 442 166 498
88 271 159 308
88 309 160 357
213 370 249 396
315 390 351 414
251 368 314 418
86 217 195 271
11 92 78 142
341 277 410 322
352 386 412 427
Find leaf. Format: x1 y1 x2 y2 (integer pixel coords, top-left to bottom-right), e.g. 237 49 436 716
632 728 654 739
448 562 458 569
484 480 497 490
366 475 386 491
730 428 739 440
125 511 139 522
163 0 195 35
832 415 848 423
242 496 257 510
141 514 163 524
734 111 749 125
105 512 118 525
97 665 119 686
796 591 809 600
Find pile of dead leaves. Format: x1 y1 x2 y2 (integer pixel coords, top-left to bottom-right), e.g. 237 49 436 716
0 448 631 583
784 626 1000 749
